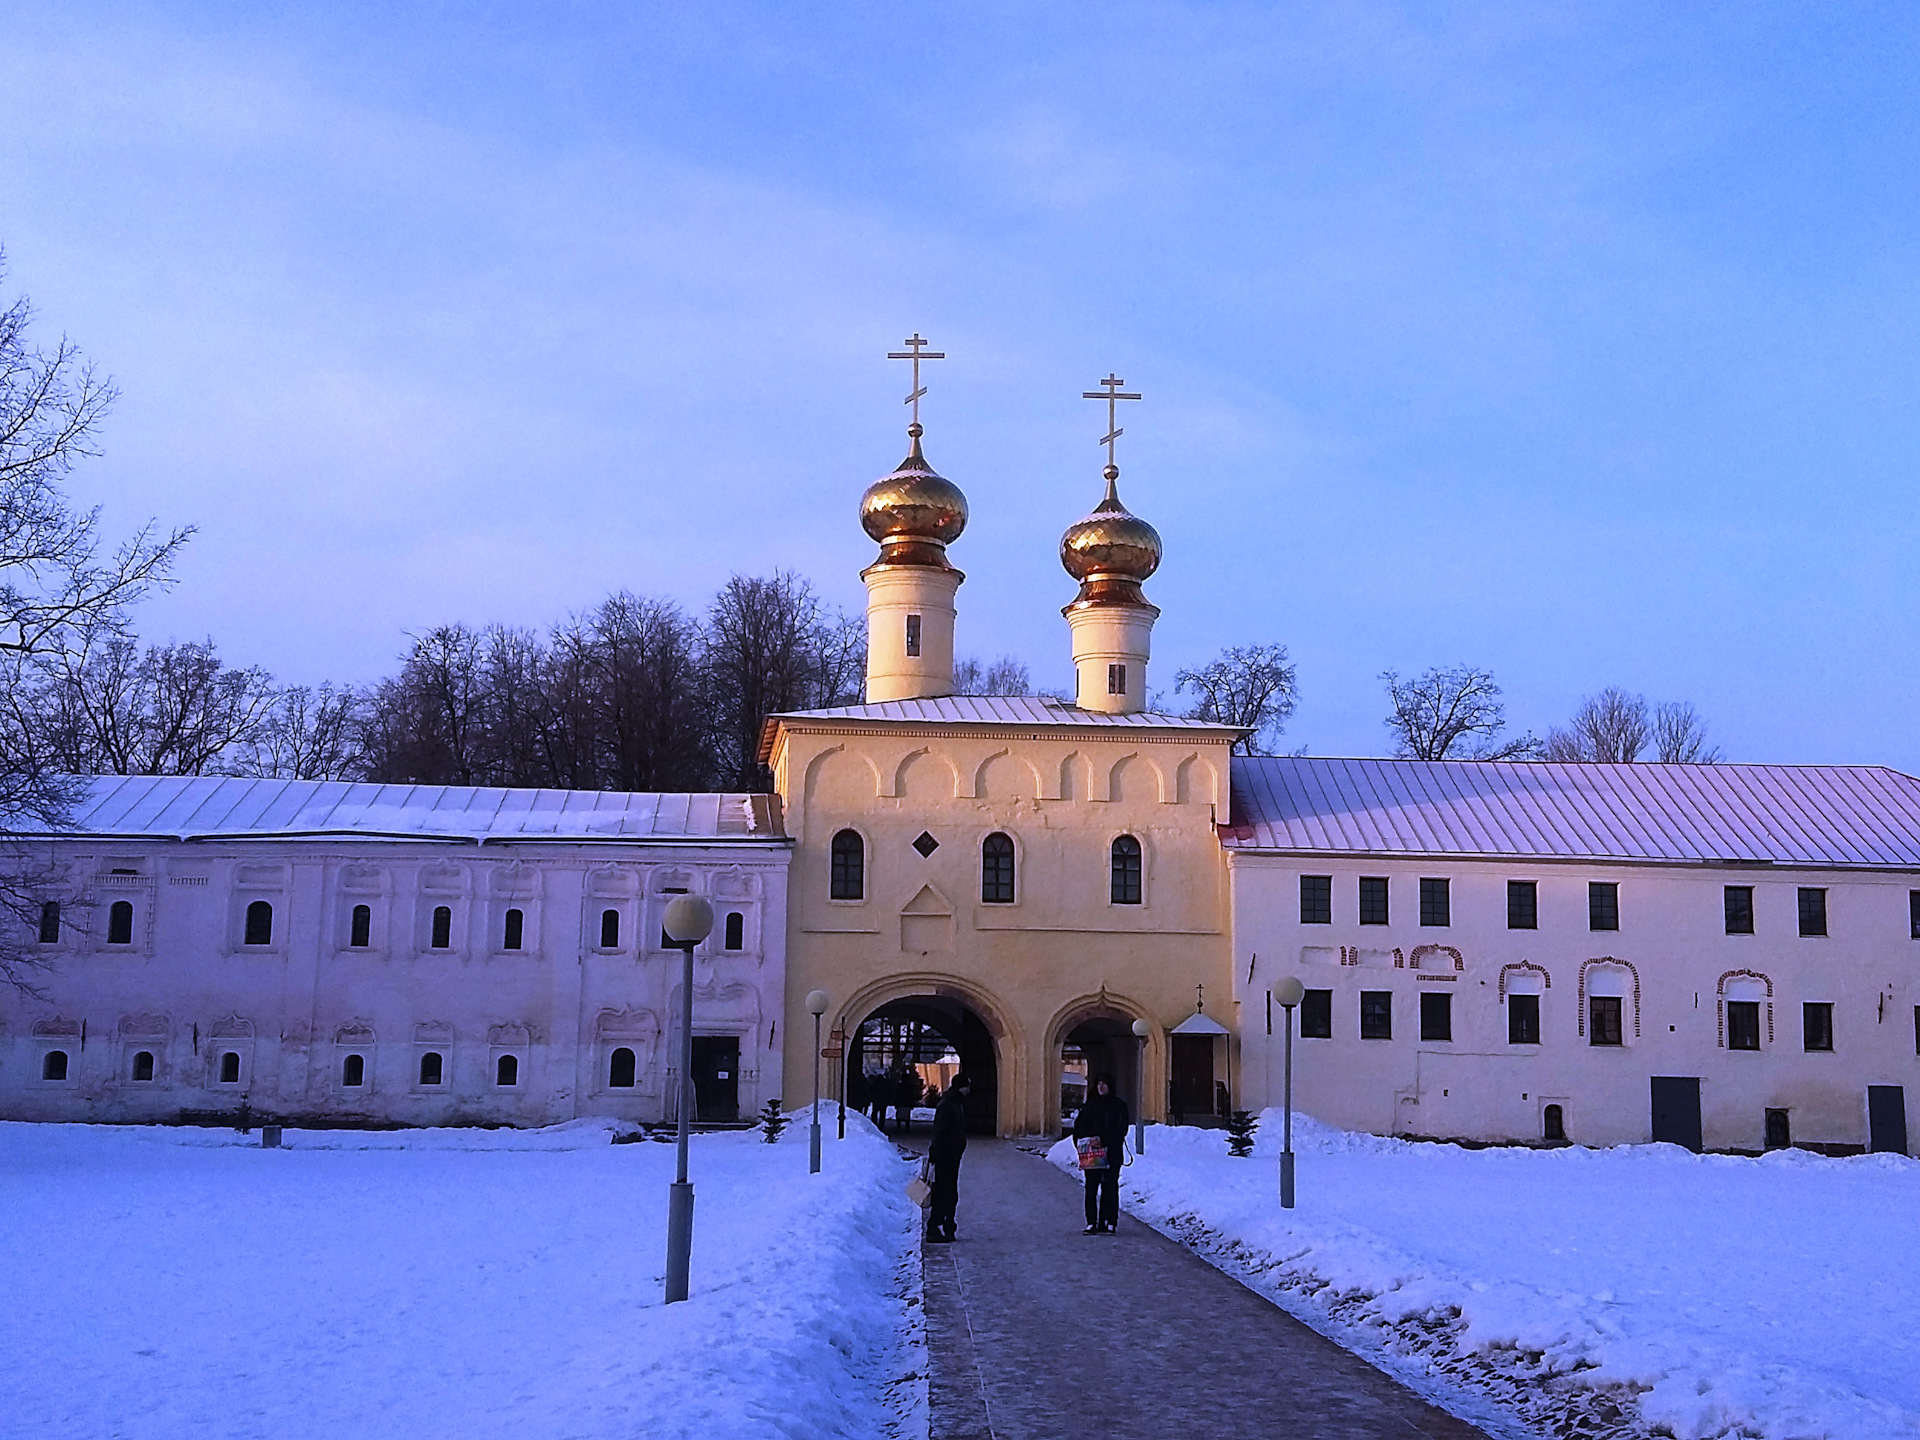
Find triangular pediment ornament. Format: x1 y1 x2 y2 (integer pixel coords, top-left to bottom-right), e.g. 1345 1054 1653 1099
901 883 953 917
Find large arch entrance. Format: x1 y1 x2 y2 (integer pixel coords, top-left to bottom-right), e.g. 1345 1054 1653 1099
1047 993 1157 1138
849 994 1000 1135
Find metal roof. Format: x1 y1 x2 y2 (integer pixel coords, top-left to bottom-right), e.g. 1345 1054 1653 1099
33 776 785 845
770 694 1241 731
1225 757 1920 868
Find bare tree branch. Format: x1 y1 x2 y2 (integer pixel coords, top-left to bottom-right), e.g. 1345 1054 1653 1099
1381 665 1539 760
1175 643 1298 755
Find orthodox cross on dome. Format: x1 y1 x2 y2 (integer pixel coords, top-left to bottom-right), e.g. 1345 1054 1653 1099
1194 983 1205 1014
887 333 945 433
1083 372 1142 484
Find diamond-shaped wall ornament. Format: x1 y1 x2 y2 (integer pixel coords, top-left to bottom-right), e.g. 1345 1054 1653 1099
912 831 939 858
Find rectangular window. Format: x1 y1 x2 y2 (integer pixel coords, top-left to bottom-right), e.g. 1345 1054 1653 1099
36 901 59 945
1358 876 1389 926
1300 875 1332 925
904 613 921 657
1419 991 1452 1042
1588 882 1619 932
1725 885 1755 935
1765 1108 1790 1150
1589 996 1623 1046
1507 880 1537 930
1360 991 1392 1040
1300 989 1332 1039
1798 887 1827 937
1802 1002 1833 1052
1912 890 1920 940
1107 662 1126 696
1914 1005 1919 1056
1419 877 1450 927
1508 993 1541 1045
1726 1000 1761 1050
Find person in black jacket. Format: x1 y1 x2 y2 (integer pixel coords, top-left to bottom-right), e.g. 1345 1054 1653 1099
925 1074 971 1243
1071 1073 1130 1233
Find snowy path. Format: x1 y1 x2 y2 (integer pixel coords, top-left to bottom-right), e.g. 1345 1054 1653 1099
920 1138 1484 1439
0 1114 925 1440
1053 1117 1920 1440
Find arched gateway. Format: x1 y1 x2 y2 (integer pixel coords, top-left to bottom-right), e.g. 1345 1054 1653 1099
834 975 1020 1136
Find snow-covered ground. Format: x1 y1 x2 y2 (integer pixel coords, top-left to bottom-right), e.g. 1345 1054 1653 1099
3 1109 924 1440
1052 1115 1920 1440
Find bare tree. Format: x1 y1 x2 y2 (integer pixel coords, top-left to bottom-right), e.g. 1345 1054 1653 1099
579 593 710 791
362 625 486 784
233 683 366 779
1542 688 1652 763
1381 665 1539 760
1175 643 1298 755
1652 701 1723 764
953 655 1031 696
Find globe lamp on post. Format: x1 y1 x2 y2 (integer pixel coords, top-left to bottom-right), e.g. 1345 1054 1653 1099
1130 1017 1151 1154
662 894 714 1304
806 989 831 1174
1271 976 1305 1209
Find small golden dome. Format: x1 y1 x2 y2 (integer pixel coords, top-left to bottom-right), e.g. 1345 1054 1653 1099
1061 467 1161 583
860 425 968 562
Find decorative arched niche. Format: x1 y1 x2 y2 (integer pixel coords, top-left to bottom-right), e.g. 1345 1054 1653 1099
1578 957 1641 1039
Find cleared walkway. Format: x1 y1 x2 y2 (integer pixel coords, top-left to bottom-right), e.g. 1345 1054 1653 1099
919 1139 1486 1440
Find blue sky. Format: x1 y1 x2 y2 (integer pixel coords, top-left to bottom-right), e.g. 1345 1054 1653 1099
3 3 1917 765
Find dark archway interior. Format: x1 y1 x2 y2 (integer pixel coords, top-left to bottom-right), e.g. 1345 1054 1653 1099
851 996 998 1134
1062 1014 1141 1132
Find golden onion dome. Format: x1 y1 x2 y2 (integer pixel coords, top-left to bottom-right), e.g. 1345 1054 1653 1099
1061 467 1161 583
860 425 968 561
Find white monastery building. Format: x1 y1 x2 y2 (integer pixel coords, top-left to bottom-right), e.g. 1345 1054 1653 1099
1 351 1915 1156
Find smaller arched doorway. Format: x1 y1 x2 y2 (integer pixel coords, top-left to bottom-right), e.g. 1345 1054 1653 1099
1059 1013 1145 1135
849 995 999 1134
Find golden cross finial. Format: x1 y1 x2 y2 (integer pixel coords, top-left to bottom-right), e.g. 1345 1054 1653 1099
1083 373 1142 480
887 333 945 433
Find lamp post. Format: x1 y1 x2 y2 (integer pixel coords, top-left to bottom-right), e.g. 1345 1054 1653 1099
662 894 714 1304
833 1023 847 1140
806 989 830 1174
1130 1017 1151 1155
1272 976 1304 1209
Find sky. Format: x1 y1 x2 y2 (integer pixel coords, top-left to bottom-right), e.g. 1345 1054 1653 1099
2 3 1917 767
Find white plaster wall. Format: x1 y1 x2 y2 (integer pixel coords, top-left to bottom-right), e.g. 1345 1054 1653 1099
0 839 790 1129
1230 854 1920 1152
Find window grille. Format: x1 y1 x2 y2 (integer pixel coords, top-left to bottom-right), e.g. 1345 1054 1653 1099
905 613 921 657
1300 989 1332 1038
1358 877 1389 926
1506 880 1537 930
1508 994 1541 1045
981 833 1015 904
1359 991 1392 1040
1724 886 1755 935
1798 887 1827 937
1802 1002 1833 1052
1726 1001 1761 1050
1419 878 1449 927
1299 875 1332 925
1588 882 1619 932
1589 996 1623 1046
830 830 864 901
1109 836 1142 905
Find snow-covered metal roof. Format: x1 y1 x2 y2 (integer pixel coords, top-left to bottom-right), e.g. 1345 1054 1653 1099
35 776 785 845
1225 758 1920 868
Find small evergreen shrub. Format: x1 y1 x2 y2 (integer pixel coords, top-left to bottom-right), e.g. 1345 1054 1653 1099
759 1099 790 1144
1225 1109 1257 1157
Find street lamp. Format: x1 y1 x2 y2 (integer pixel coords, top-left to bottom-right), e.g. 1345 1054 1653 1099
1130 1017 1151 1155
662 894 714 1304
1272 975 1304 1209
806 989 830 1175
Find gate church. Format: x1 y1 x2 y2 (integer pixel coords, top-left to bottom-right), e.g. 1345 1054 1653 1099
4 348 1920 1156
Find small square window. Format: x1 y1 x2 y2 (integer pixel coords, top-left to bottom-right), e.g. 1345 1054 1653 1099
1589 996 1623 1046
1508 993 1540 1045
1726 1000 1761 1050
1360 991 1392 1040
1798 887 1827 938
1588 882 1619 932
1299 989 1332 1038
1724 886 1755 935
1358 877 1389 926
1507 880 1537 930
912 831 939 858
1299 875 1332 925
1418 878 1450 927
1419 991 1452 1042
1802 1002 1833 1052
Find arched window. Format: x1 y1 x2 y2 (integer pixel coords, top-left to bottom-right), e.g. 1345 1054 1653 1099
350 904 372 948
724 911 744 950
830 830 864 900
431 906 452 949
981 833 1016 904
37 901 60 944
244 900 273 946
419 1051 444 1086
42 1050 68 1081
503 908 524 951
496 1054 519 1087
107 900 134 945
1110 836 1143 905
608 1047 636 1088
219 1051 241 1084
1543 1104 1566 1142
341 1053 366 1087
132 1050 155 1082
600 909 620 949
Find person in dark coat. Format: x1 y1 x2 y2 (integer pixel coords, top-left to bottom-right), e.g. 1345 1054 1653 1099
1071 1073 1130 1233
895 1067 923 1135
867 1069 893 1130
925 1074 971 1243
